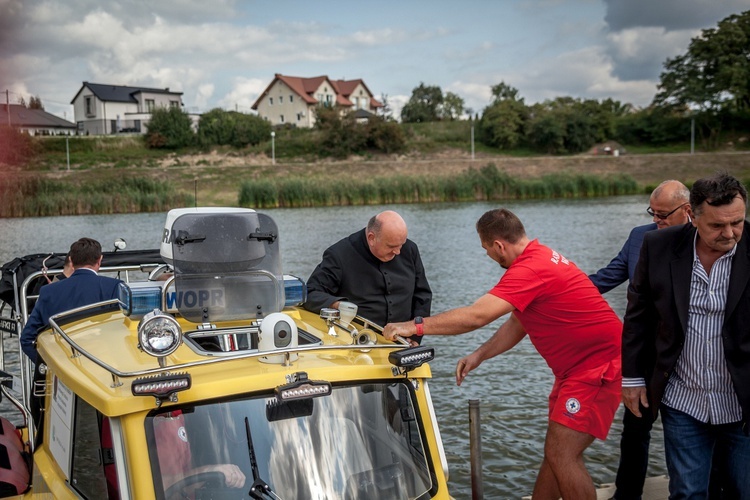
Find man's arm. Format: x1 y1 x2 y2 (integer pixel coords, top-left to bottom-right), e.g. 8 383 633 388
20 292 49 363
588 237 630 294
456 313 526 386
621 237 657 417
383 293 514 340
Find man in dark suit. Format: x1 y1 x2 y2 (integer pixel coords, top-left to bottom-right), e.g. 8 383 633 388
622 172 750 498
304 210 431 328
21 238 122 364
589 179 691 500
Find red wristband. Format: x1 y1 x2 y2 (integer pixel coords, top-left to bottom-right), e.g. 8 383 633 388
414 316 424 336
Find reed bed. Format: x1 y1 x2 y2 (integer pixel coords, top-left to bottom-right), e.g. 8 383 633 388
0 177 194 218
238 163 639 208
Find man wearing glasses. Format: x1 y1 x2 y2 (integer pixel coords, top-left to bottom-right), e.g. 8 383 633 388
589 179 690 500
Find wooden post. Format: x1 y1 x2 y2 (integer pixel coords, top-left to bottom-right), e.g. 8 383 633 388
469 399 483 499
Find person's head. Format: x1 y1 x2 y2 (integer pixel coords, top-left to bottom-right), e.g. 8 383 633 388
690 172 748 254
648 180 691 229
476 208 528 269
68 238 103 269
366 211 408 262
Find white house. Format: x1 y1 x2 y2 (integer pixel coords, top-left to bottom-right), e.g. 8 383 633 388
251 74 383 128
70 82 187 135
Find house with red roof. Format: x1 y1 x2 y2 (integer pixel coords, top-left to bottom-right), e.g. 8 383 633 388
251 74 383 128
70 82 188 135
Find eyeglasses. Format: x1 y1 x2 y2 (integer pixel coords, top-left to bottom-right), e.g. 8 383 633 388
646 203 688 220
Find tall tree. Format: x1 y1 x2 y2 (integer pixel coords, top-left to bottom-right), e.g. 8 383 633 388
400 83 444 123
653 10 750 147
441 92 465 121
28 95 44 110
379 93 394 121
479 81 528 150
490 82 523 104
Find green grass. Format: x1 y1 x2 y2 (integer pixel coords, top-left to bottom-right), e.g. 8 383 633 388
32 136 191 170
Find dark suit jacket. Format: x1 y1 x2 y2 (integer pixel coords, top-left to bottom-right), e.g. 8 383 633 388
21 269 122 362
622 221 750 430
589 223 657 293
304 228 432 327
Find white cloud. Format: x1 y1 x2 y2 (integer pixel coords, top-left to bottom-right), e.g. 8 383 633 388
514 46 658 106
3 0 735 122
446 81 493 116
605 26 699 80
217 77 268 112
387 94 409 122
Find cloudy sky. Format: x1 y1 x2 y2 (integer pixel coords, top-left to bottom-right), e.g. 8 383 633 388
1 0 747 121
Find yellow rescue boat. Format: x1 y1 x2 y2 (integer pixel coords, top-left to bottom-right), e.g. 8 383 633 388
0 207 451 499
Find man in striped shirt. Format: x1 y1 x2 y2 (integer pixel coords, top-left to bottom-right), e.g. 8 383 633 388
622 172 750 498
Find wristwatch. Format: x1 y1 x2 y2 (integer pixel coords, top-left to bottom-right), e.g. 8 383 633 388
414 316 424 336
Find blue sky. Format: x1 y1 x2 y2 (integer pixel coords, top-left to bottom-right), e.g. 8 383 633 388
1 0 747 121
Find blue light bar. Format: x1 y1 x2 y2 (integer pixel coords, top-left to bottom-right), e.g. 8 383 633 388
118 282 163 319
283 275 307 307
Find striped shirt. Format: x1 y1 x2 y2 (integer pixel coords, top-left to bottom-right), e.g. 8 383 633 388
661 234 742 424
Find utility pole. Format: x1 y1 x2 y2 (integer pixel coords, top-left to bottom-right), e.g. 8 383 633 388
690 118 695 154
471 125 475 161
6 90 10 126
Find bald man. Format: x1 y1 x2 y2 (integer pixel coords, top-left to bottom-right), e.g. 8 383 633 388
590 180 691 293
588 179 691 500
304 210 432 328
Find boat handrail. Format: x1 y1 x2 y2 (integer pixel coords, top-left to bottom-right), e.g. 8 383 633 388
19 264 161 320
47 300 412 387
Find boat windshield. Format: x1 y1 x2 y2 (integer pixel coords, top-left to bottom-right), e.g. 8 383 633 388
146 381 434 500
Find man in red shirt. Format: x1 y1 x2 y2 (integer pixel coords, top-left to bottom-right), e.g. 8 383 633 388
384 208 622 500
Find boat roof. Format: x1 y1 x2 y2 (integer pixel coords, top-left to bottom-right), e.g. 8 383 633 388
38 304 429 418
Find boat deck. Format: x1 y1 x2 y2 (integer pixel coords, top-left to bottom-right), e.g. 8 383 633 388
522 475 669 500
595 475 669 499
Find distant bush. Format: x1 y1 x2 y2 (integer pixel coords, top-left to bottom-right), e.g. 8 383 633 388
314 106 407 158
0 126 37 166
198 108 272 148
614 106 691 146
145 107 195 149
366 118 406 154
315 105 367 158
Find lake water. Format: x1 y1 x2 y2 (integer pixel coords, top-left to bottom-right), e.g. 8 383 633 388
0 196 667 498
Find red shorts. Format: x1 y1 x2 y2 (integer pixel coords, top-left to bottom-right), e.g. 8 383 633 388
548 358 621 440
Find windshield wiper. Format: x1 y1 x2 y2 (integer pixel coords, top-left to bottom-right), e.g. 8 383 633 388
244 416 280 500
174 231 206 245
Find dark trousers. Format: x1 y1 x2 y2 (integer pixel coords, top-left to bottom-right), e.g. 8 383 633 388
613 407 653 500
613 405 733 500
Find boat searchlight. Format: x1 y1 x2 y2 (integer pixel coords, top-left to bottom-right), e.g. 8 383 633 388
388 346 435 373
137 309 183 361
132 372 192 407
275 371 332 402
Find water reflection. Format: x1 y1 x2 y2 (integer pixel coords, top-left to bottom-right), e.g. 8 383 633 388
0 196 667 499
